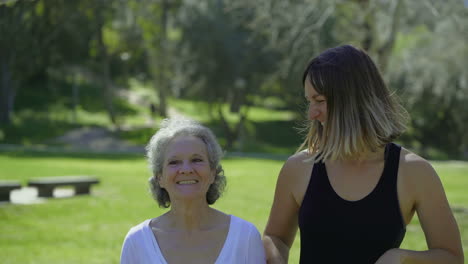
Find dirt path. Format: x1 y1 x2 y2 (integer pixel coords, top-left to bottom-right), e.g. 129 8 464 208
52 126 144 153
49 105 189 153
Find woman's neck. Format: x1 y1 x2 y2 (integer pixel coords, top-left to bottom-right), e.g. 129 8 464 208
165 200 217 232
333 146 386 166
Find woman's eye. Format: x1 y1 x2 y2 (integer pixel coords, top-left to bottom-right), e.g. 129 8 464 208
306 97 325 104
192 158 203 163
168 160 179 165
313 97 325 103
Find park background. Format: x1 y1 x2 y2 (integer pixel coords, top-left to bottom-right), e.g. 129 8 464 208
0 0 467 263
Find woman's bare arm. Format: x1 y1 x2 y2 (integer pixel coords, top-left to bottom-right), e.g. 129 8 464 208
263 152 311 263
377 154 464 264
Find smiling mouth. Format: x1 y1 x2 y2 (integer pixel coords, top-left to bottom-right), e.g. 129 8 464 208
176 180 199 185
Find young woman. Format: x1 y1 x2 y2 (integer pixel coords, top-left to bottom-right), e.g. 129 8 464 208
263 45 464 264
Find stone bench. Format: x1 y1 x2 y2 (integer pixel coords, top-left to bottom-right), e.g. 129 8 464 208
28 176 99 198
0 181 22 202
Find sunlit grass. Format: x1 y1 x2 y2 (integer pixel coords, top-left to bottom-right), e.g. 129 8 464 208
169 98 297 122
0 152 466 263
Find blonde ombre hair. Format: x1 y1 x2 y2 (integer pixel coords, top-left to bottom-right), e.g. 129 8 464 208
298 45 408 161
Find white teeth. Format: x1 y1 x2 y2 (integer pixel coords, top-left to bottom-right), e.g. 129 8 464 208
177 180 198 185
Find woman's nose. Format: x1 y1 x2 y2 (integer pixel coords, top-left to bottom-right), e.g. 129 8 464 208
308 107 321 120
179 161 194 174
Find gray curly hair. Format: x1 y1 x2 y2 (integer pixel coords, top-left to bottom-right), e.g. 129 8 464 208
146 118 226 208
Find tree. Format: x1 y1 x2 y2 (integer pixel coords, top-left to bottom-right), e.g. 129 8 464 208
387 0 468 157
0 1 37 125
130 0 182 118
225 0 468 158
228 0 339 111
175 0 274 149
93 0 119 126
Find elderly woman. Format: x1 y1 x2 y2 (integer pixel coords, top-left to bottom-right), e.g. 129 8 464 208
121 118 266 264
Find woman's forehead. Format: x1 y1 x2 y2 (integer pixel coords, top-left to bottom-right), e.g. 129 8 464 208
304 77 321 97
165 135 208 156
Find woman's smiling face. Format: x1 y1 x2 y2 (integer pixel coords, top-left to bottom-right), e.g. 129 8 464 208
159 135 215 203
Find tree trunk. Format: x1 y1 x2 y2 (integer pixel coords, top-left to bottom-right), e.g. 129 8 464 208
217 105 236 149
157 0 169 117
377 0 403 73
71 77 79 123
229 89 244 113
217 102 249 150
96 10 118 127
356 0 374 52
0 55 14 125
102 55 118 127
358 0 402 74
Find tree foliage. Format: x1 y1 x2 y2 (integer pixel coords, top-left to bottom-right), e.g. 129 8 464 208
388 0 468 157
227 0 468 157
174 0 275 149
1 0 466 157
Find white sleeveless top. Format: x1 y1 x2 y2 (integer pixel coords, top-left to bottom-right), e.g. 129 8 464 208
120 215 266 264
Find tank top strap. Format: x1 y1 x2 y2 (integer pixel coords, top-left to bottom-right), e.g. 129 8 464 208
380 142 402 188
311 158 328 190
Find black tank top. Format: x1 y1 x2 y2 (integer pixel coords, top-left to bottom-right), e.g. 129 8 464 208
298 143 406 264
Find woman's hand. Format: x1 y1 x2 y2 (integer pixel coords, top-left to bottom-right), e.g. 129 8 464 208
375 248 406 264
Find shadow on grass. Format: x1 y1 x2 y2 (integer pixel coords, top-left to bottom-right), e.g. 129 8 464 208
119 127 157 145
1 113 81 145
114 118 303 157
1 112 304 161
0 149 143 161
204 119 303 155
250 120 304 148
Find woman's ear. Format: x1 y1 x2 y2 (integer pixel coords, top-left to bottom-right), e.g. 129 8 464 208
210 169 216 184
156 174 164 188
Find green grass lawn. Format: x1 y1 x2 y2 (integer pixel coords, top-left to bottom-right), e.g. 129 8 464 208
0 152 467 264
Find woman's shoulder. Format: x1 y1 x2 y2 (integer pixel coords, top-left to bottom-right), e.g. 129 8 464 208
124 219 152 239
278 150 315 182
288 149 311 162
229 215 260 233
400 147 435 173
282 150 314 171
399 147 439 185
217 215 266 263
